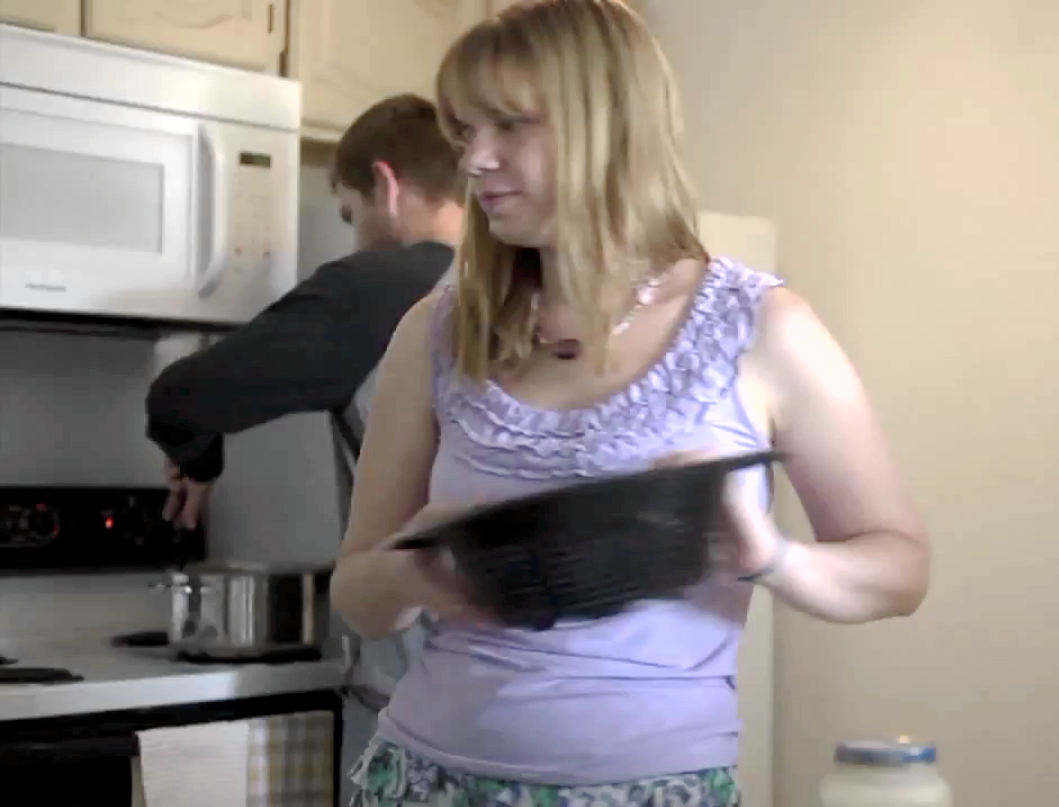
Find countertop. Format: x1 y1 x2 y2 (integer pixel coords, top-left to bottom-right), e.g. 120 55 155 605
0 639 346 722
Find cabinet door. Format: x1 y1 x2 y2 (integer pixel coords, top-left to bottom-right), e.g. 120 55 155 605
290 0 489 141
83 0 286 73
0 0 79 34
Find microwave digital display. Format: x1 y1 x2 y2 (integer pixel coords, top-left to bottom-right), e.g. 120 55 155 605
238 151 272 169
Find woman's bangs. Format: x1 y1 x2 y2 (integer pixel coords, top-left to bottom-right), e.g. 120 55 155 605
437 25 538 140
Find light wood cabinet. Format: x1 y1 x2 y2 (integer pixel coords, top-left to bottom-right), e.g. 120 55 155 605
489 0 641 13
2 0 492 141
83 0 287 73
0 0 79 34
489 0 639 10
289 0 488 141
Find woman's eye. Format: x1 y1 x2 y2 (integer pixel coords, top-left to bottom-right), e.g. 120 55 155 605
450 123 472 147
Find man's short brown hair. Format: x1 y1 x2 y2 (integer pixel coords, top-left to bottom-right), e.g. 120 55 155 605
331 93 464 204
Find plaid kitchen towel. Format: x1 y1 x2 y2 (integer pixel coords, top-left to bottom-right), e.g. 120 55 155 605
246 710 335 807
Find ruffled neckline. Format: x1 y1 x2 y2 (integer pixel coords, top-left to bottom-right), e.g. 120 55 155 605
430 258 781 479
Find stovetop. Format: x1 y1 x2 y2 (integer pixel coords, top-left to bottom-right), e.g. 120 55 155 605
0 633 324 686
0 634 346 722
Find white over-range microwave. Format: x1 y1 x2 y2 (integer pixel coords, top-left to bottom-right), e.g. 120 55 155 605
0 24 301 329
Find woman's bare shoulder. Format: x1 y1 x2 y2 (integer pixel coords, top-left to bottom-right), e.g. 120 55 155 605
388 287 451 356
748 286 854 400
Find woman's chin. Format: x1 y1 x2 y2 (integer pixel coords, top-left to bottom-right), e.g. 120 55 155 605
488 221 545 249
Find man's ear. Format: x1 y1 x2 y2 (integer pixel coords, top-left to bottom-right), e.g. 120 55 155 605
371 160 400 216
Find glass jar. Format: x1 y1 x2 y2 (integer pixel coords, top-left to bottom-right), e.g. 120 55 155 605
821 738 952 807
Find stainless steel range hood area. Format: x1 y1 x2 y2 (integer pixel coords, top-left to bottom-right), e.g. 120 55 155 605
0 309 237 341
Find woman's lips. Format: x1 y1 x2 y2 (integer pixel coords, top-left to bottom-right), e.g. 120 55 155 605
478 191 519 213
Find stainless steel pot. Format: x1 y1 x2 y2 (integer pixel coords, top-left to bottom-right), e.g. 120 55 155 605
152 561 333 660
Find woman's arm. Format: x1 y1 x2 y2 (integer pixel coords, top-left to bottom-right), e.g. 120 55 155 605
745 288 930 623
330 294 441 639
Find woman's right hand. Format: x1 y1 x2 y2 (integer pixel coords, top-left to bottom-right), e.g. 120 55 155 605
384 502 496 628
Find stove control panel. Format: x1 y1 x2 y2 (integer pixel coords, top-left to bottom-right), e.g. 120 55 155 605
0 486 205 573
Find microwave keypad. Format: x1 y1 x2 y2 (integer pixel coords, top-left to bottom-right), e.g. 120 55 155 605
230 165 276 277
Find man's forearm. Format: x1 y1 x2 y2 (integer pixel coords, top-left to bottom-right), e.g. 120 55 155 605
144 288 368 477
143 252 451 480
145 335 358 481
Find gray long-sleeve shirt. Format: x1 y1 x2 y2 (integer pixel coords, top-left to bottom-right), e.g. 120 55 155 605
146 241 453 493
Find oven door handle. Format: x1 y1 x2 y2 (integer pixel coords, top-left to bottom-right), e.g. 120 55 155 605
0 734 139 764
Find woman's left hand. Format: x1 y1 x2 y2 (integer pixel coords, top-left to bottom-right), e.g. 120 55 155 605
655 450 784 579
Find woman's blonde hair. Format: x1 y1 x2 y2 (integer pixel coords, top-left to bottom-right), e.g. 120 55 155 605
436 0 707 380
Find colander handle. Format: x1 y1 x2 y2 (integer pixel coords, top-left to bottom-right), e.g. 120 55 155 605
390 534 443 551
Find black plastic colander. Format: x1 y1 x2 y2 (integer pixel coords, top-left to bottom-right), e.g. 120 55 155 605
393 450 780 630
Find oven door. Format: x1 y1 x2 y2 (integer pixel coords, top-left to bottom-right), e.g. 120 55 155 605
0 726 138 806
0 691 342 807
0 86 217 323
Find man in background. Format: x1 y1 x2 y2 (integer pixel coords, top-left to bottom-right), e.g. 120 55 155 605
144 93 463 792
146 93 461 528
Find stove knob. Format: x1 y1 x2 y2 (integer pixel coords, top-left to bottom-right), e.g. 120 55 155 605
1 504 22 531
0 505 27 547
25 504 60 544
119 497 158 545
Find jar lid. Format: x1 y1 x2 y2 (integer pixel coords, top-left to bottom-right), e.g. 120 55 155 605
835 738 937 767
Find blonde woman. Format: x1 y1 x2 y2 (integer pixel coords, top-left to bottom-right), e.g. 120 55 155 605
332 1 930 804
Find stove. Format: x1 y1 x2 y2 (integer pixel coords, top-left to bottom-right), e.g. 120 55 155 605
0 636 344 804
0 484 206 573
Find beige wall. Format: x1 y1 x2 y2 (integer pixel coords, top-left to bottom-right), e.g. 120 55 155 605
645 1 1059 805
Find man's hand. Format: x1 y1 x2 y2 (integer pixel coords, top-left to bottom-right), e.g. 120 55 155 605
162 458 213 529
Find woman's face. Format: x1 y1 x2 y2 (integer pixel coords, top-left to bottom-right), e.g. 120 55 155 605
459 107 556 248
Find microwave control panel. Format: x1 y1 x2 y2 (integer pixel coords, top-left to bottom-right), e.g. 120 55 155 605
230 150 280 280
196 121 299 323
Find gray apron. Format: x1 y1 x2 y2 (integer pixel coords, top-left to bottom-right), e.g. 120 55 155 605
330 380 428 794
330 268 452 791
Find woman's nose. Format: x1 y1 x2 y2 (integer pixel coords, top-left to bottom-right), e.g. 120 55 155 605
462 135 500 177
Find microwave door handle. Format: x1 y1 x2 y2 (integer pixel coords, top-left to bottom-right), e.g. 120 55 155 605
197 123 229 298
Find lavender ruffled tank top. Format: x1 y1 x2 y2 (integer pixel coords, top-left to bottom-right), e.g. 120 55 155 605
376 259 783 785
